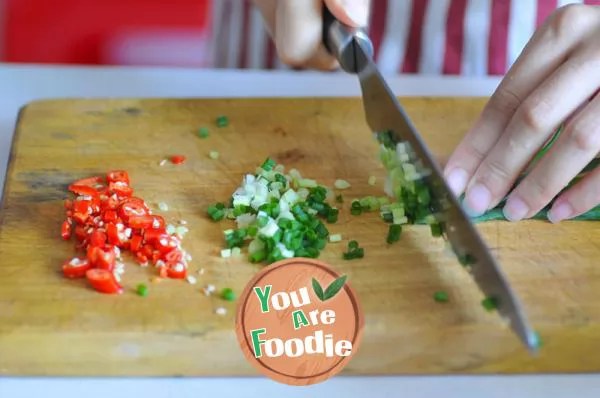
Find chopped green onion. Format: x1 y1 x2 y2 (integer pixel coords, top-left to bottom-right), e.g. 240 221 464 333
433 291 449 303
216 115 229 127
199 127 209 138
299 178 318 188
209 159 341 264
166 224 176 235
348 240 359 249
208 208 225 221
336 194 344 203
220 249 232 258
209 151 220 160
430 222 443 237
136 283 148 297
343 247 364 260
350 200 362 216
334 179 351 189
261 158 276 171
368 176 377 186
249 250 266 263
329 234 342 243
221 288 236 301
386 224 402 244
481 296 499 311
326 208 339 224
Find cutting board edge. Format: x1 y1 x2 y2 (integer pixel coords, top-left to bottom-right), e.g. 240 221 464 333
0 101 31 223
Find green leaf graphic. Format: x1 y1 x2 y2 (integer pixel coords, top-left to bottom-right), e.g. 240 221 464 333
323 275 348 301
312 278 325 301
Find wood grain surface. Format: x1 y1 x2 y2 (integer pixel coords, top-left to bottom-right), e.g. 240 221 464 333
1 97 600 376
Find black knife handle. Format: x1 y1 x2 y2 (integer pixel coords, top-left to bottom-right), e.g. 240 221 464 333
322 3 374 74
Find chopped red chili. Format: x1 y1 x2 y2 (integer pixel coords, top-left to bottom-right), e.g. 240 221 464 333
60 170 191 294
171 155 187 165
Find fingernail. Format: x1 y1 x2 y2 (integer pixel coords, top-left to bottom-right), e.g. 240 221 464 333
548 201 573 224
463 183 491 217
446 168 469 196
503 196 529 221
340 0 369 25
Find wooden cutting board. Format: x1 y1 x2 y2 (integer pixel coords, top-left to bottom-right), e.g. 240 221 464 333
1 97 600 377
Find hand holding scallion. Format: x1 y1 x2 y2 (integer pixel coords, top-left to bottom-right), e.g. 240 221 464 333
443 4 600 223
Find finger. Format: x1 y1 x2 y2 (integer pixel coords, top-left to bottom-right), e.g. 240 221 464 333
465 40 600 218
302 44 340 70
324 0 370 27
502 90 600 221
443 4 599 198
274 0 335 68
547 165 600 223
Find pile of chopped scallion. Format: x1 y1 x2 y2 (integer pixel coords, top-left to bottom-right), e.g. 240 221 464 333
207 158 342 264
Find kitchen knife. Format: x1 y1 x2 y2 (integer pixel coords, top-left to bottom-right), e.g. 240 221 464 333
322 6 539 352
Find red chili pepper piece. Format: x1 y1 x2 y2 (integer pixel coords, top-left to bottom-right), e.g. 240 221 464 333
155 236 180 254
118 197 149 221
141 244 154 258
109 182 134 198
71 176 104 187
167 263 187 279
90 197 102 214
103 210 118 223
87 246 101 265
106 223 127 246
72 200 93 222
87 245 116 270
90 230 107 247
74 225 88 242
151 251 161 264
130 235 143 252
143 228 168 244
164 249 183 265
102 194 121 210
97 246 117 271
171 155 186 165
69 184 100 197
135 252 148 265
62 258 91 279
86 269 123 294
129 215 165 229
64 199 73 210
106 170 130 185
61 221 72 240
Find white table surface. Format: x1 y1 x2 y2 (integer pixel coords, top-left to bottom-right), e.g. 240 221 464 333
1 63 598 398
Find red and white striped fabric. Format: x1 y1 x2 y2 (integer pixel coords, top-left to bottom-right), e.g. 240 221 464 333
209 0 600 75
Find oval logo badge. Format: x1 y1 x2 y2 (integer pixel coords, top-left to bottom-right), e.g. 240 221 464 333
235 258 364 386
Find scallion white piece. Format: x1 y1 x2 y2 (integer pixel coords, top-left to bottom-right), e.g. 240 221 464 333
334 179 351 189
329 234 342 243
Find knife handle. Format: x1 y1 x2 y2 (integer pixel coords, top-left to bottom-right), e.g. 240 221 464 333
322 4 374 74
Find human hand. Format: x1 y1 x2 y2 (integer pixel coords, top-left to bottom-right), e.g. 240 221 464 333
252 0 370 70
443 4 600 223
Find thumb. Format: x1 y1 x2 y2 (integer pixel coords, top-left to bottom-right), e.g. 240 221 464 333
324 0 370 27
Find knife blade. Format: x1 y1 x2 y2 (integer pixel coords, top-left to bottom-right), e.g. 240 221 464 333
322 7 539 352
